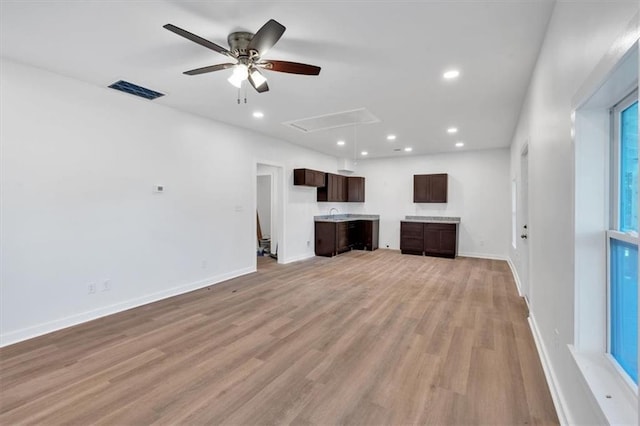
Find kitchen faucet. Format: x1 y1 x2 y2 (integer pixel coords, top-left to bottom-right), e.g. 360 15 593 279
329 208 339 217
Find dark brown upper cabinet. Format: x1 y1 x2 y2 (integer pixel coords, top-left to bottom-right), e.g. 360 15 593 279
347 176 365 202
318 173 366 202
293 168 325 187
414 173 448 203
317 173 347 202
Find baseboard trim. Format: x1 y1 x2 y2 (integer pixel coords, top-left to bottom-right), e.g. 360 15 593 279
281 252 316 264
0 266 255 347
507 257 524 297
528 314 570 425
457 252 508 261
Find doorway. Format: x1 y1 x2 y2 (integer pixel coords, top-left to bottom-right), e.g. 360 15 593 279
256 163 283 269
519 144 530 305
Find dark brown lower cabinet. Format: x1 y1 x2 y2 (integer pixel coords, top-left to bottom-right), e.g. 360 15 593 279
336 222 350 254
400 222 424 255
315 220 379 257
314 222 336 257
361 220 379 251
400 221 458 258
424 223 457 258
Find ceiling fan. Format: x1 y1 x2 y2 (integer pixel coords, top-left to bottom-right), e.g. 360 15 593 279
163 19 321 93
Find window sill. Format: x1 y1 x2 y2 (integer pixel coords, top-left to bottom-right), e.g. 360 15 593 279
569 345 637 425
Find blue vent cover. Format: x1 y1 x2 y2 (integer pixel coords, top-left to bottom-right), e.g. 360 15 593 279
108 80 165 100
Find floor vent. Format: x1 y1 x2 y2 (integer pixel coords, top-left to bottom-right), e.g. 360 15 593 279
283 108 379 133
108 80 165 100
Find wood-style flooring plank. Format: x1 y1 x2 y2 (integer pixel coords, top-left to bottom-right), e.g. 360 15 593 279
0 250 559 425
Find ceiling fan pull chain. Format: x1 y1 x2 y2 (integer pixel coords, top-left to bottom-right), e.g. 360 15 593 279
237 86 240 104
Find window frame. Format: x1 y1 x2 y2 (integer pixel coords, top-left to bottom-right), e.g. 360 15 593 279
606 89 638 391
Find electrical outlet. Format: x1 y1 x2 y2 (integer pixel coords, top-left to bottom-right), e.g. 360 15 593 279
201 260 208 269
102 280 111 292
88 283 96 294
386 244 389 248
306 240 311 247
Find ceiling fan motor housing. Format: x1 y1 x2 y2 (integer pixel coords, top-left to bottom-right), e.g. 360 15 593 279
227 32 259 60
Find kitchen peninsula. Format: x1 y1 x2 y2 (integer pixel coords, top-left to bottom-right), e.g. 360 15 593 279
314 214 379 257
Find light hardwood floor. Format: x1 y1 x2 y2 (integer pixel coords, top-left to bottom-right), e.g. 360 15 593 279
0 250 558 425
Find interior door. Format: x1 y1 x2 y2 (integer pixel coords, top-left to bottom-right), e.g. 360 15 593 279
520 145 530 304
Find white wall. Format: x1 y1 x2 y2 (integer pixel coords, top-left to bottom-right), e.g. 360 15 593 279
256 175 271 238
355 149 511 259
0 59 339 345
508 2 639 424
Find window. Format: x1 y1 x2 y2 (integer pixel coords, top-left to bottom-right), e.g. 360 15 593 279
608 91 638 385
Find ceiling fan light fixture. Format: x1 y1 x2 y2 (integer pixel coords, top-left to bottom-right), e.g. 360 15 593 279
250 68 267 88
228 64 249 88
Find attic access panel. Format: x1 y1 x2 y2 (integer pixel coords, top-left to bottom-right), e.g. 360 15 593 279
284 108 379 133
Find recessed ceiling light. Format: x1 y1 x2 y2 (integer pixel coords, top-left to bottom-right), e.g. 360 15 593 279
337 140 345 146
252 111 264 118
455 142 465 148
387 134 396 141
447 127 458 134
443 69 460 80
361 151 368 156
404 147 413 152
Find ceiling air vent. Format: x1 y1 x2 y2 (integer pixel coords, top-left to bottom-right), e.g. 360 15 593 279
108 80 165 100
283 108 379 133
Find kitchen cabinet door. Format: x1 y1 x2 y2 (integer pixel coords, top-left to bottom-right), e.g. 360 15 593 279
424 223 457 258
336 222 350 253
294 168 326 187
362 220 379 251
429 174 448 203
315 222 336 256
413 175 430 203
318 173 348 202
347 177 365 202
414 173 448 203
400 222 424 255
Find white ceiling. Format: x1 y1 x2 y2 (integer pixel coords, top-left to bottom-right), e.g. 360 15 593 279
0 1 555 159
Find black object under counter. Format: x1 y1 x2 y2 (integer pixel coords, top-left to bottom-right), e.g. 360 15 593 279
314 214 379 257
400 216 460 258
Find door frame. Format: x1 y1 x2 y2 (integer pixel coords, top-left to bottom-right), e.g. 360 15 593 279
254 160 285 266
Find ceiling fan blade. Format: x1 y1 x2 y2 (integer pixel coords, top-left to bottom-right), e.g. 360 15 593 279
258 60 321 75
247 19 285 57
164 24 233 58
183 63 236 76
